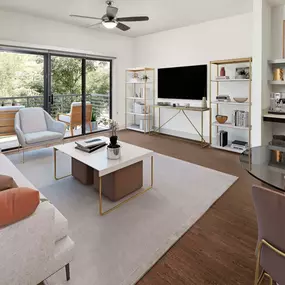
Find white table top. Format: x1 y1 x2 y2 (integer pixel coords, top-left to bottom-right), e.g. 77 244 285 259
54 136 154 177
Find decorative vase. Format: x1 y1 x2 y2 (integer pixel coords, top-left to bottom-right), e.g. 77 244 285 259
220 67 226 77
201 97 207 108
107 144 121 160
107 135 121 160
273 68 284 81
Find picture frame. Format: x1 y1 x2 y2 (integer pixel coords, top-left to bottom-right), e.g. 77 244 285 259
235 67 250 79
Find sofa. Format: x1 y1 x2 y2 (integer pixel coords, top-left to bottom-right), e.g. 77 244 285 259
0 153 74 285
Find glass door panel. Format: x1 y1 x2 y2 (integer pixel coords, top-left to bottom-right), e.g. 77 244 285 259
86 60 111 134
0 51 44 150
51 55 82 138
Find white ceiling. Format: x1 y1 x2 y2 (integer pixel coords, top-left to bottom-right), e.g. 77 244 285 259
0 0 253 37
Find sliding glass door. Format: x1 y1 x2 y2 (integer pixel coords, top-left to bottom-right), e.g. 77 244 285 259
0 51 44 150
50 55 83 138
86 59 111 134
0 49 112 150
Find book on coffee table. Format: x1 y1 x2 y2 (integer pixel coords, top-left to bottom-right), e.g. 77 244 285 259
75 138 106 149
75 142 107 153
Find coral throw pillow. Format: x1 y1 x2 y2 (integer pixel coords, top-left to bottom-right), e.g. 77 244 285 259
0 187 40 227
0 175 18 191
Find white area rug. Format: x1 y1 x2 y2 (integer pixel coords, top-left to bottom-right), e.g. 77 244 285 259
8 148 238 285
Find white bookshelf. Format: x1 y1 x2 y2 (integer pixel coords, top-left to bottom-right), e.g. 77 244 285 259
268 80 285 85
268 59 285 64
211 79 250 82
211 144 244 154
211 101 250 106
127 125 146 133
210 57 252 153
125 68 155 134
212 122 250 130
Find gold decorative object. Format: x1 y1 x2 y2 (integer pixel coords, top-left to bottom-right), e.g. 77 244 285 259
216 115 228 124
273 68 284 81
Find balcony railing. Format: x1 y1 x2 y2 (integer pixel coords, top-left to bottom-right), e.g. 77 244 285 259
0 93 110 122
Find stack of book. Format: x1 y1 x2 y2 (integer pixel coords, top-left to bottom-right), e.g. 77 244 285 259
217 131 228 147
75 138 107 153
230 140 248 152
216 76 230 80
232 110 249 127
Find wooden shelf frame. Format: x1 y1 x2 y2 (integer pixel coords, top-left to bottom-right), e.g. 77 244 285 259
210 57 252 65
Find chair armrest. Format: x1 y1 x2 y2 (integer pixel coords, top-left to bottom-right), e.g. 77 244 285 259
44 111 66 135
14 113 26 147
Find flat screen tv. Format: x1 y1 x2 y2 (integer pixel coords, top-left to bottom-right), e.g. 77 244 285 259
158 65 207 100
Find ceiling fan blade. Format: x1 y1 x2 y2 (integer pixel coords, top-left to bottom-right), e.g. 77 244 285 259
116 16 149 22
86 22 102 28
116 22 130 31
70 14 102 20
106 6 118 18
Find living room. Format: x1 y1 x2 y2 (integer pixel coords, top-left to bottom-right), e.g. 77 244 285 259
0 0 285 285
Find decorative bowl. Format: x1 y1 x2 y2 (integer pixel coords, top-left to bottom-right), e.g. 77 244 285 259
216 115 228 124
233 97 248 103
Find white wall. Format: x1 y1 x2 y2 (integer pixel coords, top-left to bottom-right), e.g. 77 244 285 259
251 0 272 146
133 13 252 142
0 10 134 126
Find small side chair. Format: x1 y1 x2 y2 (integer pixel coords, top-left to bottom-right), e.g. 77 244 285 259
252 185 285 285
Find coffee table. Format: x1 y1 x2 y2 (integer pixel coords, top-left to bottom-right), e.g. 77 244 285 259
53 137 154 215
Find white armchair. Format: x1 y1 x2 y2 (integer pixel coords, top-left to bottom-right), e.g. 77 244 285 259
15 108 66 161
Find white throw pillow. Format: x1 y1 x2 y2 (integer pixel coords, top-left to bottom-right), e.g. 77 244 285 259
20 108 47 134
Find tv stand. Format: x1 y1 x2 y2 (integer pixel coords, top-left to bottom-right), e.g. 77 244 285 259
151 105 210 147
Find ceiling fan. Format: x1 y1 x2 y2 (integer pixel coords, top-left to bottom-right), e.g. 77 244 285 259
70 0 149 31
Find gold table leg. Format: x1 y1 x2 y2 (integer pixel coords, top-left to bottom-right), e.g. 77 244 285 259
152 109 181 134
53 148 72 180
182 110 209 148
99 155 154 216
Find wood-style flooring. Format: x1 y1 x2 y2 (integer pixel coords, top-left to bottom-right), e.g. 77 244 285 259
117 130 260 285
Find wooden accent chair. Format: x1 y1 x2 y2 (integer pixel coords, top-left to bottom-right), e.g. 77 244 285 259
57 102 92 136
252 185 285 285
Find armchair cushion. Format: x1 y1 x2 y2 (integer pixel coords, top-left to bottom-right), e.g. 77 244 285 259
0 175 18 191
25 131 63 144
19 108 47 134
0 187 40 227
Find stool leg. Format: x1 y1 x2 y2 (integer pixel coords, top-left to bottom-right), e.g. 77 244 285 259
65 263 70 281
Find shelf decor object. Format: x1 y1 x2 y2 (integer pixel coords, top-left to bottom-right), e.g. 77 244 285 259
273 68 284 81
210 57 252 154
125 67 155 133
233 97 248 103
216 115 228 124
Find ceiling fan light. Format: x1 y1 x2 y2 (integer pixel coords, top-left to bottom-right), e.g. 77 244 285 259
102 20 117 29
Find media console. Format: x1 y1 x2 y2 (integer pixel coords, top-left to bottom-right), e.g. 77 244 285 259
150 105 210 147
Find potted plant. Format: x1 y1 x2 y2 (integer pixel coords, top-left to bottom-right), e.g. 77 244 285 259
142 74 150 82
107 120 120 160
91 112 98 131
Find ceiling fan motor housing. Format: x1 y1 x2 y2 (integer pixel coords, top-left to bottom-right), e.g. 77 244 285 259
106 1 114 6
